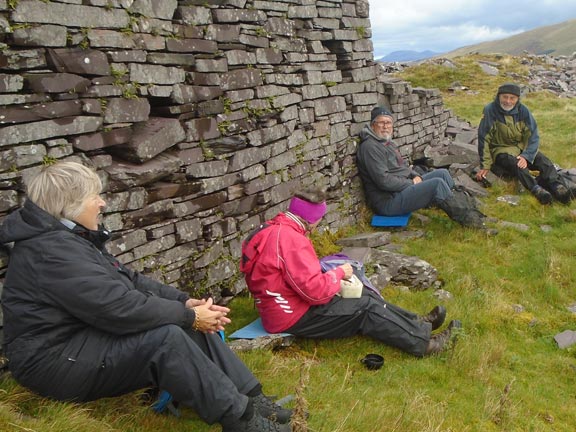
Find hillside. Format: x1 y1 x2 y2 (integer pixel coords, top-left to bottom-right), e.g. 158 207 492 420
443 19 576 58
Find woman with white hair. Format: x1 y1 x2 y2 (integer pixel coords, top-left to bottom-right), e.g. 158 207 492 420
0 161 290 432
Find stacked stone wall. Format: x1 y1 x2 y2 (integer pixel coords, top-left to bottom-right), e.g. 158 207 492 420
0 0 450 302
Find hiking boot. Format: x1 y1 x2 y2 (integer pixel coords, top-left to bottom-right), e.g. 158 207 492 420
252 394 292 424
550 182 571 204
531 185 553 205
222 411 291 432
425 320 462 355
421 305 446 331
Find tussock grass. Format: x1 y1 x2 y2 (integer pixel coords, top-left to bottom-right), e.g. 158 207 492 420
2 55 576 431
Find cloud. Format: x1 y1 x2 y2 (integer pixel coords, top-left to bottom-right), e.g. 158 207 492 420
369 0 576 56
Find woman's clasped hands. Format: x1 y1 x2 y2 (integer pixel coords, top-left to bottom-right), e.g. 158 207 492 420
186 298 231 334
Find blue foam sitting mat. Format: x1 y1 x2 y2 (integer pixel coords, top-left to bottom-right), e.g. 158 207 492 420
228 318 292 340
371 213 411 227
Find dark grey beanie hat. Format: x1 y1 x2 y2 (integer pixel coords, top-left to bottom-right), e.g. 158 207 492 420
371 106 393 123
497 83 521 97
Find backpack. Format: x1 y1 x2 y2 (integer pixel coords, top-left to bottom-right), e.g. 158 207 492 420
439 186 486 228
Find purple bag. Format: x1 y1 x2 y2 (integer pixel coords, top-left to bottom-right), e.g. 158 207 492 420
319 253 382 299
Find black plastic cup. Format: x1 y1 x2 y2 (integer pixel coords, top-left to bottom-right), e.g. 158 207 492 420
360 353 384 370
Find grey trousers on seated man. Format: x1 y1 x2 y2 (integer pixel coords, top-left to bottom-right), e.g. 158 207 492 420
372 169 454 216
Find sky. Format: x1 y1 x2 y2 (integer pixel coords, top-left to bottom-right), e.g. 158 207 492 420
369 0 576 58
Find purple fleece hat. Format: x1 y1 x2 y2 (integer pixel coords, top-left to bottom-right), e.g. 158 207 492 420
288 196 327 224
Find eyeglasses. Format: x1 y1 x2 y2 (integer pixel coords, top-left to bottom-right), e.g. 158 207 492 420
373 120 393 127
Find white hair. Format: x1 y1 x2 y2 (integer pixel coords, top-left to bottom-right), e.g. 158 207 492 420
27 161 102 220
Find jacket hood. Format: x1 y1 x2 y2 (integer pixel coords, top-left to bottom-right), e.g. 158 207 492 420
0 199 109 249
240 212 305 274
359 124 389 143
0 199 65 245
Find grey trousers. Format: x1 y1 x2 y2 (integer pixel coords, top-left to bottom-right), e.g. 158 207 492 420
376 169 454 216
286 288 432 357
9 325 258 425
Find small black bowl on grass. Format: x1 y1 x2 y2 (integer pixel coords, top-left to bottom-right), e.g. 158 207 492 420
360 354 384 370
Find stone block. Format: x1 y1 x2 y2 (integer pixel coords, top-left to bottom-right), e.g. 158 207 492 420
176 5 212 25
0 74 23 93
175 191 227 217
195 58 228 73
104 154 183 191
287 5 318 18
147 181 202 203
12 1 129 28
0 100 84 125
204 24 241 42
123 199 176 229
229 146 272 172
186 160 229 178
255 48 283 64
0 116 102 147
129 63 185 85
225 50 256 66
47 48 110 76
103 98 150 124
147 53 195 66
129 0 178 20
88 29 136 49
166 38 218 54
221 68 263 91
185 117 220 142
314 96 346 117
25 73 91 94
0 48 47 70
212 9 266 23
112 118 185 163
12 24 67 47
0 190 19 213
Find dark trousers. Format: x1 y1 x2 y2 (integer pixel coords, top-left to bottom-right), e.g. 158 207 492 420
377 169 454 216
286 288 431 357
10 325 258 425
494 152 559 191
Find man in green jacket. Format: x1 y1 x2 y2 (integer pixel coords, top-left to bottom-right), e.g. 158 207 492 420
476 82 573 204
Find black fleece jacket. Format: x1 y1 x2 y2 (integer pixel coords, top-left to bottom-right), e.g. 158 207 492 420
0 199 195 362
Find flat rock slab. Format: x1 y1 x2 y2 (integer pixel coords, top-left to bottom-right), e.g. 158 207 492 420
554 330 576 349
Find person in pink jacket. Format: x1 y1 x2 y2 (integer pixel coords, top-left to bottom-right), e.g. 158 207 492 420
240 188 461 357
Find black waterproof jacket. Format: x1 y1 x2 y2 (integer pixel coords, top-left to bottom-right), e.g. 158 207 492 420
0 199 195 377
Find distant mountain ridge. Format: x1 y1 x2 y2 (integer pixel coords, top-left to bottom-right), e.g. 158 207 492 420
379 50 439 62
443 19 576 58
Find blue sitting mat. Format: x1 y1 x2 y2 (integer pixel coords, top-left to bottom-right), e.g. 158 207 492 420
371 213 411 227
228 317 292 339
152 390 181 417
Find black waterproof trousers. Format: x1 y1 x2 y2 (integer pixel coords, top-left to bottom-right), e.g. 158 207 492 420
286 288 431 357
494 152 559 191
9 325 258 425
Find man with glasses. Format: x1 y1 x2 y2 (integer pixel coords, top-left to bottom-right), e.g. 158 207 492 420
357 106 488 228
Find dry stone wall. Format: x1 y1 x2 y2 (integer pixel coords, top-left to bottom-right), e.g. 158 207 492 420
0 0 451 304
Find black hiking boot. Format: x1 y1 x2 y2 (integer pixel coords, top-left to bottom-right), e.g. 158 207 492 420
531 185 553 205
421 305 447 331
549 182 571 204
252 394 293 424
222 411 291 432
425 320 462 356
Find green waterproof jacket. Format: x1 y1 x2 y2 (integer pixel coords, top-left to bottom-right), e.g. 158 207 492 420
477 94 540 170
